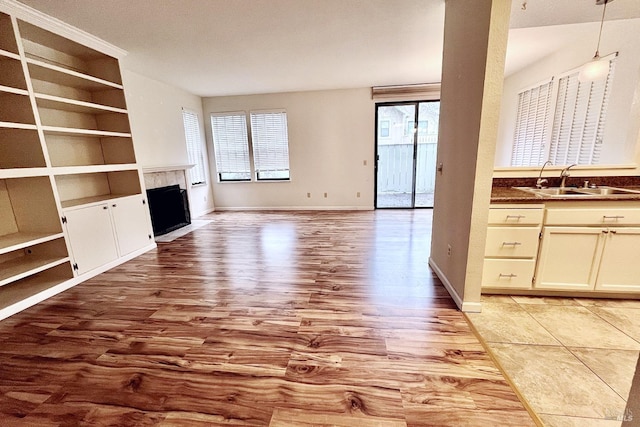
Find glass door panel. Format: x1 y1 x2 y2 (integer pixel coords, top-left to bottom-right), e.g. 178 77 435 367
376 104 416 208
415 101 440 208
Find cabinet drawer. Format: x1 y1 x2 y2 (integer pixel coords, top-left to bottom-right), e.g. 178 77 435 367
482 259 535 289
488 208 543 226
485 227 540 258
545 208 640 226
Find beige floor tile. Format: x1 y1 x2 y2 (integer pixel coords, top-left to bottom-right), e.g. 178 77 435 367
569 348 640 400
466 303 560 345
588 306 640 343
540 414 622 427
511 296 579 306
521 305 640 350
489 343 627 419
481 295 516 304
575 299 640 309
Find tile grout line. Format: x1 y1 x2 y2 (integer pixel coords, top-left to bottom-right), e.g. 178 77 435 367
583 305 640 346
463 312 544 427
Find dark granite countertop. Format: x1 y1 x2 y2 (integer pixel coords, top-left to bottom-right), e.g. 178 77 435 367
490 176 640 204
491 186 640 203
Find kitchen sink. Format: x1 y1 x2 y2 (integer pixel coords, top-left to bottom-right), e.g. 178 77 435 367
514 186 640 198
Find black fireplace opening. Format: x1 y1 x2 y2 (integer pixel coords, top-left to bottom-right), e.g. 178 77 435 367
146 185 191 236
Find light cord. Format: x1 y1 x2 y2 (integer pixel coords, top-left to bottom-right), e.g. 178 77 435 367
595 0 608 56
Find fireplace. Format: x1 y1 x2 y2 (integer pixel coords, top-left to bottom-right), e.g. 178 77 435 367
146 185 191 236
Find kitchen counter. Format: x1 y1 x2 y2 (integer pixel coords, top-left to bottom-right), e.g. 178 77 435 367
491 186 640 203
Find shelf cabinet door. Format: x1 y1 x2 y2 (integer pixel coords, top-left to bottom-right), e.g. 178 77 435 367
535 227 604 291
596 228 640 292
64 204 118 275
110 195 152 256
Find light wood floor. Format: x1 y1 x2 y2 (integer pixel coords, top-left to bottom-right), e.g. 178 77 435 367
0 210 534 426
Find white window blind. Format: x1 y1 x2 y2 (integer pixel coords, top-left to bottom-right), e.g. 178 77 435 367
511 79 553 167
250 110 290 180
210 112 251 181
549 58 616 165
182 110 206 185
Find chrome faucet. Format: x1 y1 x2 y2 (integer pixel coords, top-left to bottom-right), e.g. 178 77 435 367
536 161 552 189
560 164 577 189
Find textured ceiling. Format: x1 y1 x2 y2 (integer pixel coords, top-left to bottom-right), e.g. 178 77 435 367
16 0 640 97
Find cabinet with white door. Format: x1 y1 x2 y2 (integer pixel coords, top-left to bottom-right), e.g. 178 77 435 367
63 195 152 275
534 202 640 292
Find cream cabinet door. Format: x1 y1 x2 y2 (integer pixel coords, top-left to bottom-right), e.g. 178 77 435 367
596 228 640 292
64 204 118 275
110 195 152 257
535 227 604 291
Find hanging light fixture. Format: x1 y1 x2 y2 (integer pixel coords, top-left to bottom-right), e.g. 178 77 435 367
578 0 614 83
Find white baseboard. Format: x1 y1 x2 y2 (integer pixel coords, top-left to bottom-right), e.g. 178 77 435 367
0 242 157 321
428 257 482 313
192 207 215 218
214 205 374 211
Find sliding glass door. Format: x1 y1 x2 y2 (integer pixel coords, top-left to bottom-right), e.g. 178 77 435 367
375 101 440 208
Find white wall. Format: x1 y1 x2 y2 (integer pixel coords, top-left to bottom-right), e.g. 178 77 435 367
495 18 640 170
202 88 375 210
430 0 510 312
121 69 215 217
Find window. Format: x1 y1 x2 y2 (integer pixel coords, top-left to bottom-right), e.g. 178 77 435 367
510 57 616 167
380 120 390 138
548 60 616 165
511 79 554 167
250 110 290 180
182 110 207 185
210 112 251 181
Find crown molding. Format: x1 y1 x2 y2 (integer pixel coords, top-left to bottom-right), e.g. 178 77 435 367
0 0 127 58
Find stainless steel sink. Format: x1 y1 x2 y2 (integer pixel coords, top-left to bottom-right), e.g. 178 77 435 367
514 186 640 198
572 186 640 196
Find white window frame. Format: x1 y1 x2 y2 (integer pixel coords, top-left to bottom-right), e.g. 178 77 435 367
210 111 252 182
249 109 291 181
182 109 207 186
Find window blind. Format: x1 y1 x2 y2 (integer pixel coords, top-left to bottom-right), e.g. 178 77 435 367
549 58 616 165
511 79 553 167
250 110 290 180
182 110 206 185
210 112 251 181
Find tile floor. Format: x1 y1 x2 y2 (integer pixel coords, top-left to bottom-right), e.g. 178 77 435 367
466 296 640 427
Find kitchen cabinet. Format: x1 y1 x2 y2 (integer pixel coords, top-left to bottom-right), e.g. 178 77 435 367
482 204 544 290
534 203 640 293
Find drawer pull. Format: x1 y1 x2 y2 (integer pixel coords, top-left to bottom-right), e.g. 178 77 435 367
505 215 525 221
501 242 522 246
603 215 625 221
499 273 518 278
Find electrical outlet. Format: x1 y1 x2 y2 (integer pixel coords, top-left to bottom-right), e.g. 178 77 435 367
447 244 452 257
357 192 360 198
324 192 328 198
307 192 311 198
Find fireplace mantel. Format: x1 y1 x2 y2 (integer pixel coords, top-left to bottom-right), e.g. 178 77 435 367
142 164 195 174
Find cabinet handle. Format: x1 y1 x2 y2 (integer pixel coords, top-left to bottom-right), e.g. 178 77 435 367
603 215 624 221
499 273 517 278
103 206 108 210
602 230 609 234
505 215 525 220
112 204 117 208
610 230 617 234
501 242 522 246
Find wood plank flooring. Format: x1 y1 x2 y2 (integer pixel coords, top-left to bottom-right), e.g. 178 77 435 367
0 210 534 426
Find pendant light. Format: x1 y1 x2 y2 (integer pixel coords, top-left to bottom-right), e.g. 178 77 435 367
578 0 613 83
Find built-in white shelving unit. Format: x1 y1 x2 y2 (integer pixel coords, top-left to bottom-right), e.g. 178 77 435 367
0 5 156 320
